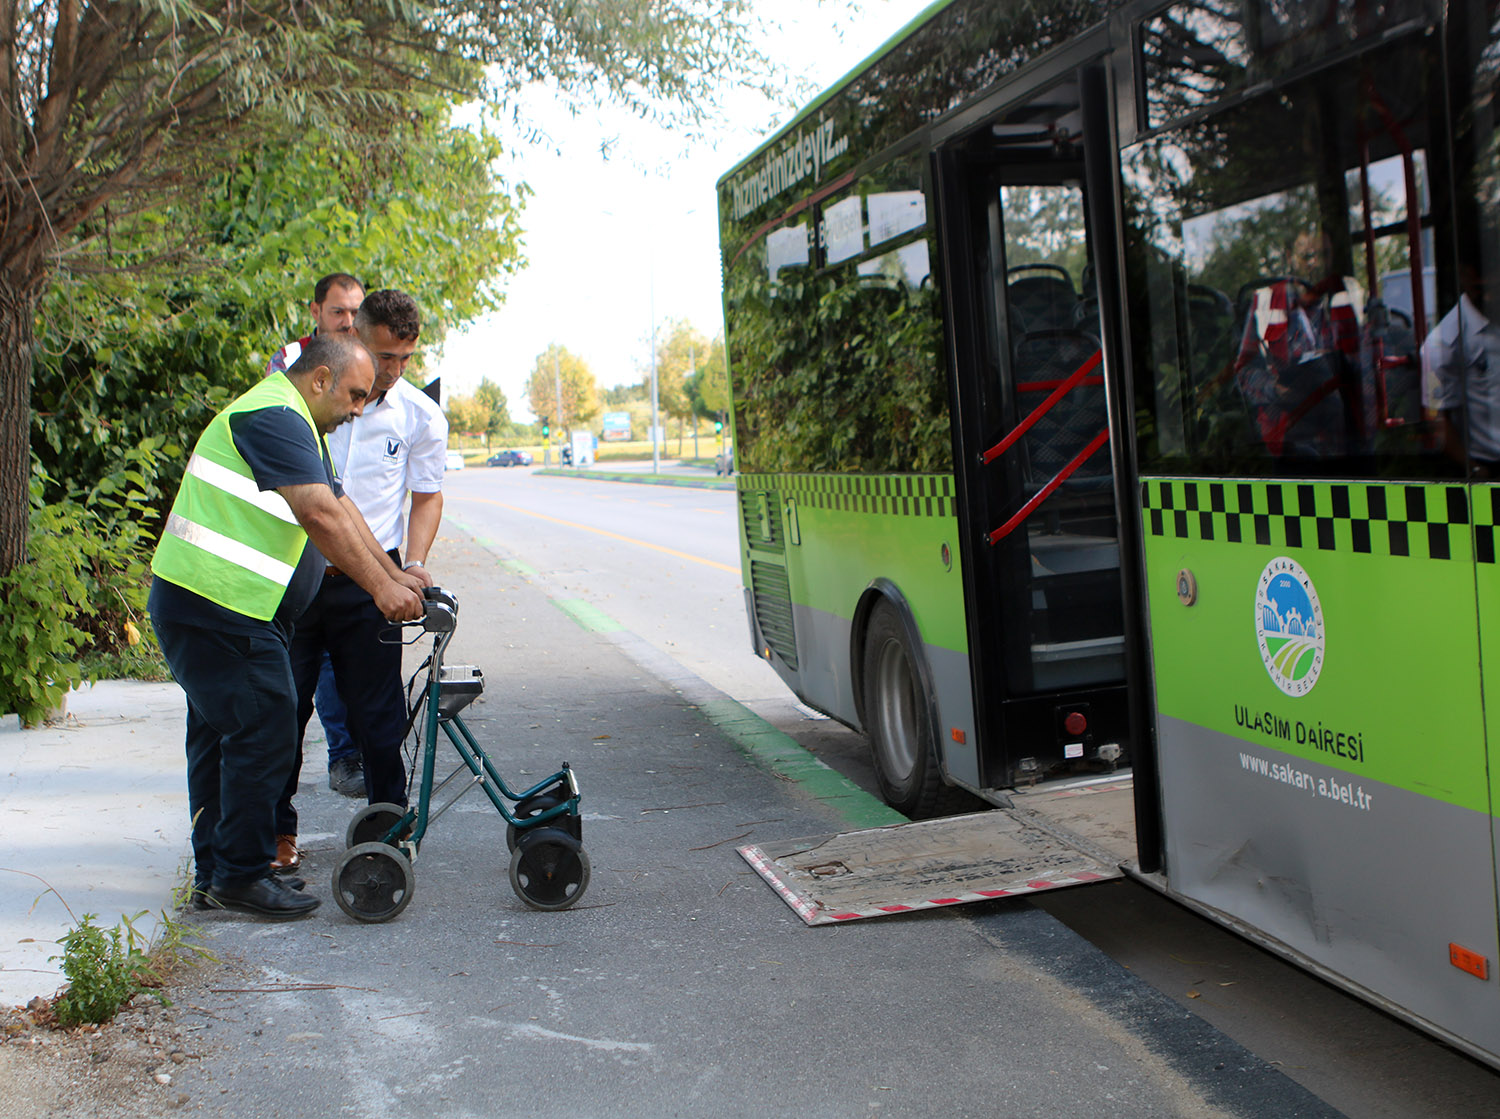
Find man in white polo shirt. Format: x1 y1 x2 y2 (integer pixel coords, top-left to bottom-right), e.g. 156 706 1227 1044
267 272 369 805
274 289 449 866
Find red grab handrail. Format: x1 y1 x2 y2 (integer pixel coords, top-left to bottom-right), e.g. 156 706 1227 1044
986 430 1109 545
981 348 1102 465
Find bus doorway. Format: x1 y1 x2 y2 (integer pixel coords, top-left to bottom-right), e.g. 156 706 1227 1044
939 75 1129 791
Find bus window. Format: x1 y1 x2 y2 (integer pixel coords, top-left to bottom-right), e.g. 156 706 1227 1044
1124 33 1450 479
722 156 950 476
1141 0 1435 133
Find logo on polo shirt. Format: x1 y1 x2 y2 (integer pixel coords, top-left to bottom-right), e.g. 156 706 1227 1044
1255 556 1324 697
384 437 403 463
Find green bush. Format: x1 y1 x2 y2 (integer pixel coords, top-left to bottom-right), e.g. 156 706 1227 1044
0 454 161 725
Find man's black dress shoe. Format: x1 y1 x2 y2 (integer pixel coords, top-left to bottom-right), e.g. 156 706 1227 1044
191 875 305 910
207 875 320 918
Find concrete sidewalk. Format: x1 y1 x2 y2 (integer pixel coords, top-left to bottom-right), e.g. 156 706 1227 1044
1 682 190 1005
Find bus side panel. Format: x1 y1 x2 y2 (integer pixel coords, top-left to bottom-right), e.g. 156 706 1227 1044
1141 477 1500 1054
1473 484 1500 972
746 473 979 787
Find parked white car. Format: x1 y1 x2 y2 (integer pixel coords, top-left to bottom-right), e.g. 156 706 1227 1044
445 451 465 471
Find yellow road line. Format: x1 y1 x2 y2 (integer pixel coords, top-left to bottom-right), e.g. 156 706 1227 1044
454 496 740 574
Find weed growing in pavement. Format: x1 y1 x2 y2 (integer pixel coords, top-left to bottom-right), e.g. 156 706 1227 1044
50 912 163 1026
3 865 214 1029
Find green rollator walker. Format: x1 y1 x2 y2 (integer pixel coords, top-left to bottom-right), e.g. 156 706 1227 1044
331 587 590 922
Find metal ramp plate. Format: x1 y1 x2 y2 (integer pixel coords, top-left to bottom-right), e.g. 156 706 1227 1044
739 806 1121 926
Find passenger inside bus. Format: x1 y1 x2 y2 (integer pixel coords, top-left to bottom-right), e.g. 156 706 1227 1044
1232 229 1367 459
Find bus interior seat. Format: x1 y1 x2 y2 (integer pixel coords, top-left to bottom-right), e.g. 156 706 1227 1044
1012 328 1112 494
1185 284 1236 371
1011 324 1123 679
1072 296 1101 339
1007 265 1078 333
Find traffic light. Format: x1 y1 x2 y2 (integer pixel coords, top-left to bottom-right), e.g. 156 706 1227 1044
541 417 550 439
714 417 724 434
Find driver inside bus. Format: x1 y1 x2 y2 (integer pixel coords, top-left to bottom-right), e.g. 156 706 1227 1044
1421 255 1500 476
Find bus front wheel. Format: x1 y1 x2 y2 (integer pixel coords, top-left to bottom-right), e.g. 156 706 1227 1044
862 601 951 818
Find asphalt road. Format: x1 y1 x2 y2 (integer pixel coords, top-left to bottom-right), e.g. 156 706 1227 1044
435 464 1500 1118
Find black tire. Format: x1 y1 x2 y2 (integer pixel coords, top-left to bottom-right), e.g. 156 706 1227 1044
345 802 412 851
508 828 591 911
505 790 583 853
861 600 972 818
333 842 416 923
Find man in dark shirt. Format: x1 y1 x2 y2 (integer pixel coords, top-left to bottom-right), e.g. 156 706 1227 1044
149 334 425 918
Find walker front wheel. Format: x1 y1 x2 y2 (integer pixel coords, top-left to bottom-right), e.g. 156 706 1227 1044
508 828 590 911
334 842 416 923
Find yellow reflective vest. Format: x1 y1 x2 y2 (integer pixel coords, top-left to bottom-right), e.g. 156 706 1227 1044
151 374 325 621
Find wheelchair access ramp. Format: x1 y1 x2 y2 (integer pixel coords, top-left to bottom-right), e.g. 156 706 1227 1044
738 775 1131 925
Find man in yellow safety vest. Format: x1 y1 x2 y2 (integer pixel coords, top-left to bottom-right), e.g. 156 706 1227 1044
149 333 424 918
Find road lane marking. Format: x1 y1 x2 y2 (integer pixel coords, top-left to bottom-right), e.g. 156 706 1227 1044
453 496 740 573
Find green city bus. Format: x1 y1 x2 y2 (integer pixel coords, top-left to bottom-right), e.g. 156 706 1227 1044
719 0 1500 1068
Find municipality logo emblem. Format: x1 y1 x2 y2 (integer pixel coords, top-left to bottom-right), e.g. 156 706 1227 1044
1255 557 1324 696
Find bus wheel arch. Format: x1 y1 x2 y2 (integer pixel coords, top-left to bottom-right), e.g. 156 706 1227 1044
853 583 961 818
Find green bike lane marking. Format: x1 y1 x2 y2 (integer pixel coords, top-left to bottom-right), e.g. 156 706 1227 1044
553 597 623 633
696 699 907 830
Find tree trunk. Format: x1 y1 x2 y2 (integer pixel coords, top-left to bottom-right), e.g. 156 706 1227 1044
0 281 36 577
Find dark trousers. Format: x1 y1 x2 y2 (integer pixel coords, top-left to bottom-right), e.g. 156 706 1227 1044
152 615 297 888
314 652 358 764
277 569 408 834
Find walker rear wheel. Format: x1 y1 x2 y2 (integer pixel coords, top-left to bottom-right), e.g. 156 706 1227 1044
334 842 416 922
505 790 582 853
346 802 412 851
508 828 590 911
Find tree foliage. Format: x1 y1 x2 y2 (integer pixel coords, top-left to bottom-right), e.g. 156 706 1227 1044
447 377 513 444
647 318 712 424
474 377 513 438
30 98 522 512
527 344 600 434
445 394 493 439
1 0 773 573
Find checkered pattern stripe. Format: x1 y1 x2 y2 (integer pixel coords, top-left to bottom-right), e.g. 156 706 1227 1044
1471 487 1500 565
1140 478 1475 562
737 473 955 519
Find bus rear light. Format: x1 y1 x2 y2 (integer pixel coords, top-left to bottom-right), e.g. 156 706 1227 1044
1450 943 1490 980
1064 711 1088 736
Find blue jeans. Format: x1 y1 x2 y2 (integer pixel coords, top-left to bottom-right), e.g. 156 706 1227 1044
314 652 358 765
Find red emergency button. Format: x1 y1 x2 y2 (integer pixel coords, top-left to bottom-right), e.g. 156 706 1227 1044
1063 711 1088 736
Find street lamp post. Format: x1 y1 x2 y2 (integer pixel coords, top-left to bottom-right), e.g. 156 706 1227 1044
601 204 693 476
649 266 659 474
554 350 565 466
